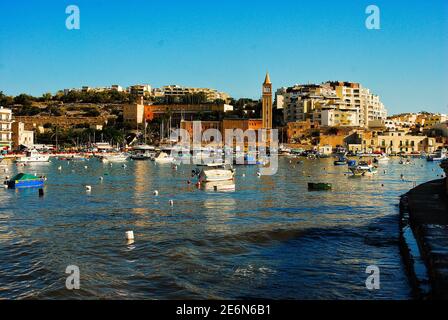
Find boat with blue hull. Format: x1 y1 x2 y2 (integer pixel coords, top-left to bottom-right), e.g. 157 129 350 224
7 173 45 189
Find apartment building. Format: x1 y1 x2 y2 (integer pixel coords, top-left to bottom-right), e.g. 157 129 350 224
0 107 13 150
12 121 34 149
161 85 230 102
280 81 387 128
325 81 387 127
128 84 152 96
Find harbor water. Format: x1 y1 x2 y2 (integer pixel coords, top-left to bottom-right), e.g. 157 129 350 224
0 157 444 299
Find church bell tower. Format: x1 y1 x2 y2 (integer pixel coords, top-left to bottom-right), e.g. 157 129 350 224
262 72 273 129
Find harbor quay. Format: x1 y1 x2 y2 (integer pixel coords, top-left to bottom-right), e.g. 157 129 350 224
399 159 448 298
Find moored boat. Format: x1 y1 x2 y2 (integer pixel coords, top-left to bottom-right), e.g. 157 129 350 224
99 153 128 163
348 161 378 176
427 149 447 162
196 163 234 183
7 173 45 189
15 150 50 163
373 154 390 164
153 152 174 164
308 182 332 191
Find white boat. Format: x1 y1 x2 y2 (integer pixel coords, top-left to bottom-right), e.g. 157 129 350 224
399 157 411 165
153 152 174 164
200 179 236 192
197 163 235 183
15 150 50 163
348 161 378 176
373 154 390 163
99 154 128 163
427 149 447 162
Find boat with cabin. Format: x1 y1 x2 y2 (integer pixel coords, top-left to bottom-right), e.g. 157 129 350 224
373 154 390 164
98 153 128 163
130 144 155 160
153 152 174 164
15 150 50 163
196 163 235 183
427 149 447 162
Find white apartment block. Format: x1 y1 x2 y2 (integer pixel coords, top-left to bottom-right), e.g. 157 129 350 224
280 81 387 128
161 85 230 102
0 107 13 150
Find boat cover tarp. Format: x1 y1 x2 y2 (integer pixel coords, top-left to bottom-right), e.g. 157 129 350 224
10 173 39 181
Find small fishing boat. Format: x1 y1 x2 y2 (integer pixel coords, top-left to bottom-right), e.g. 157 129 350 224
15 150 50 163
196 163 234 183
153 152 174 164
7 173 45 189
348 161 378 176
308 182 332 191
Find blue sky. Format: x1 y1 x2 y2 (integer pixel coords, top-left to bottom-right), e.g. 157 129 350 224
0 0 447 114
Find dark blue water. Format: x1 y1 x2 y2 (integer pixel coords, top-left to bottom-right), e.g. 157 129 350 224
0 157 444 299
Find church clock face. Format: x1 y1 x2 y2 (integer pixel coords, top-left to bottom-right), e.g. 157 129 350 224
264 86 271 94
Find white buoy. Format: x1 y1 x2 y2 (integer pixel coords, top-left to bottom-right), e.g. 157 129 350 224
169 199 174 206
153 190 159 196
84 165 88 169
58 166 62 171
122 164 127 168
125 230 134 240
242 173 245 177
99 176 103 181
257 172 261 177
85 185 92 192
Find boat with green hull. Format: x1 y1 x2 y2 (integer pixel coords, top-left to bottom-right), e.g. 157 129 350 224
308 182 332 191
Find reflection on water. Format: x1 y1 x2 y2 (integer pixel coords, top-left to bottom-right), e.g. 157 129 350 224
0 157 444 299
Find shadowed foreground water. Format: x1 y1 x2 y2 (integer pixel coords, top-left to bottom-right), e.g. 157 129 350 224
0 156 444 299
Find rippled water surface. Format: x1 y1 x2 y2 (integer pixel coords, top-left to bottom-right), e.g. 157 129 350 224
0 156 444 299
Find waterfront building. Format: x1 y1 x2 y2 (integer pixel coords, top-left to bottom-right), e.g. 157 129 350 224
262 73 273 129
11 122 34 149
143 103 232 126
178 118 263 145
0 107 13 150
360 131 437 154
123 97 145 128
286 119 320 143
